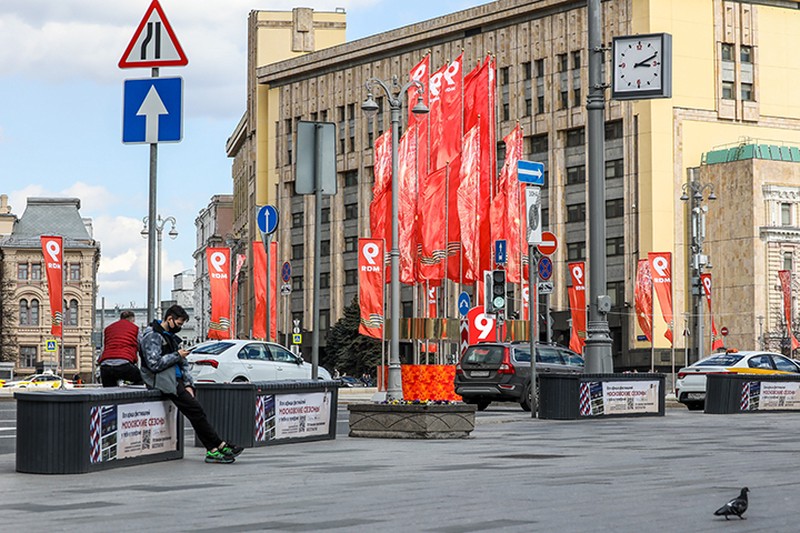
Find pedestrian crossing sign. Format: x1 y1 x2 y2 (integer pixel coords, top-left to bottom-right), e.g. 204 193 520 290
45 340 58 352
292 333 302 345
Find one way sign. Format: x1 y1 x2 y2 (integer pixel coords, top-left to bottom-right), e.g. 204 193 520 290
122 77 183 144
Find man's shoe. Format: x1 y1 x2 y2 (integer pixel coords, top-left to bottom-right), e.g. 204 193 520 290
221 443 244 458
205 449 235 464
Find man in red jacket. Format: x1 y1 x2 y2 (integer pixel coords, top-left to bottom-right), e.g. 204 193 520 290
99 310 143 387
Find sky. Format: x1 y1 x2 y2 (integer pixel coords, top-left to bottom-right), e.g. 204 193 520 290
0 0 481 309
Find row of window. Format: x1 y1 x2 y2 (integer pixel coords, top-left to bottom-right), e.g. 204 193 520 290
19 298 80 327
720 43 754 102
566 199 625 222
566 237 625 261
292 269 360 291
17 263 81 281
500 52 587 118
19 345 77 369
291 201 359 228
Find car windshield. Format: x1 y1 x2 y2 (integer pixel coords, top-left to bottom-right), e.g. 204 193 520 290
191 342 234 355
695 354 744 366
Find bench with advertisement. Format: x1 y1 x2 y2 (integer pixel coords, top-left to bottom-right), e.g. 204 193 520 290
194 379 338 448
705 373 800 414
538 373 666 420
16 388 183 474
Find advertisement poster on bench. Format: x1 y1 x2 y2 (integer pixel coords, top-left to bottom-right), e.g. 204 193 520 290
275 392 332 439
580 381 659 416
255 394 276 442
750 381 800 410
91 401 178 462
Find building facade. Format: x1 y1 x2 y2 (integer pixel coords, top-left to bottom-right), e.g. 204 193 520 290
231 0 800 368
0 197 100 377
193 194 233 340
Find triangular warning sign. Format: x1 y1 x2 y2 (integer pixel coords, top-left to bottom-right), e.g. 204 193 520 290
119 0 188 69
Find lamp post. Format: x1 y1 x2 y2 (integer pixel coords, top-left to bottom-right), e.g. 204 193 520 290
142 215 178 320
362 75 428 401
680 168 716 363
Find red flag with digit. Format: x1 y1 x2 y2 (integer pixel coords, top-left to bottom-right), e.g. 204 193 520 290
41 236 63 337
358 239 385 339
206 247 231 339
700 273 724 351
634 259 653 342
648 252 674 344
568 262 586 354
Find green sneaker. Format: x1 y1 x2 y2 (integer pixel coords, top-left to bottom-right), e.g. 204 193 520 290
205 449 235 464
220 443 244 458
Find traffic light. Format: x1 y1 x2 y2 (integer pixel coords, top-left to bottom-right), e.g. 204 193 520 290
487 269 506 314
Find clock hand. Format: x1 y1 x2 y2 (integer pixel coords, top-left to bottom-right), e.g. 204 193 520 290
634 53 658 68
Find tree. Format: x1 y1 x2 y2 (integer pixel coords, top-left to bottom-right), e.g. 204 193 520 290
325 297 381 377
0 272 17 363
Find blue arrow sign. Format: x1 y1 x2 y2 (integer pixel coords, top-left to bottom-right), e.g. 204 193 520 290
518 160 545 185
123 77 183 144
281 261 291 283
538 256 553 281
256 205 279 235
458 292 471 317
495 239 507 265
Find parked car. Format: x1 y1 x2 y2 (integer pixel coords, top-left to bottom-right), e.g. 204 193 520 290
675 350 800 410
454 342 584 411
2 372 74 390
336 376 362 388
187 340 332 383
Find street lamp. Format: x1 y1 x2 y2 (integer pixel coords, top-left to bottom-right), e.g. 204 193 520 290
142 215 178 320
680 168 716 363
362 75 428 401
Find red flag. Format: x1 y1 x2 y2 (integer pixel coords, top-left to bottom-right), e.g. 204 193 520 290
568 262 587 354
418 166 447 280
779 270 800 351
409 55 430 176
457 124 481 282
370 130 392 245
430 54 463 170
40 236 63 337
358 239 385 339
648 252 674 344
230 253 246 338
207 248 231 339
270 241 277 341
398 123 419 284
427 285 437 318
634 259 653 342
446 157 463 281
700 273 724 351
252 241 278 341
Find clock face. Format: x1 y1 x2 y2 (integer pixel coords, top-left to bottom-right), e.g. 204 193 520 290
612 33 672 100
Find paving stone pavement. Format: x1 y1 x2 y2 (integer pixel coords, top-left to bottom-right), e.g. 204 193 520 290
0 407 797 532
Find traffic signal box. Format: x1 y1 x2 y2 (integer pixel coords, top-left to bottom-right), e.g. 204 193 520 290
486 269 507 315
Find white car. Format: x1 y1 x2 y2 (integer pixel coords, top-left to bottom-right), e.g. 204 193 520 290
186 340 332 383
675 350 800 410
2 372 74 390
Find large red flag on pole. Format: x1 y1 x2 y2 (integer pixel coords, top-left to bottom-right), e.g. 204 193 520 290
252 241 278 341
370 130 392 245
418 166 447 280
430 54 463 170
634 259 653 342
446 157 463 282
457 124 481 282
41 236 63 337
700 273 724 351
358 239 385 339
206 248 231 339
230 253 246 338
779 270 800 351
409 55 430 177
648 252 674 344
500 124 524 283
568 261 587 354
398 123 419 284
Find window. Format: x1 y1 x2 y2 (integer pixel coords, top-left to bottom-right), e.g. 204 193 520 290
292 276 304 291
20 346 36 368
535 59 545 79
337 105 346 153
69 263 80 281
17 263 28 280
721 43 734 61
530 134 548 154
748 354 773 370
269 345 298 363
321 208 330 224
347 103 355 151
344 236 357 253
567 203 586 223
537 94 545 115
783 252 793 271
541 208 549 229
292 244 304 260
522 62 532 80
500 67 510 85
773 355 798 373
63 347 76 369
30 263 42 280
605 159 624 180
345 269 357 285
320 240 330 256
292 213 303 228
567 241 586 261
606 237 624 257
573 87 581 107
344 170 358 187
560 90 569 110
566 128 584 148
607 281 624 307
722 81 735 100
605 120 623 141
740 45 753 64
566 165 585 185
345 203 358 219
741 83 754 102
606 198 625 218
20 299 40 326
65 299 79 326
319 310 330 331
572 51 581 70
320 272 330 289
535 59 545 114
558 54 568 72
781 203 792 226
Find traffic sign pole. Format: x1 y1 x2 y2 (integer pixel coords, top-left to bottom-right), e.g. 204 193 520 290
528 243 537 418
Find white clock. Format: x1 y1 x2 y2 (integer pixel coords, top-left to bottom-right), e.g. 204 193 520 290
611 33 672 100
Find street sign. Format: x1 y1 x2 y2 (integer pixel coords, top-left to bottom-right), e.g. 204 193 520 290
119 0 188 69
281 261 291 283
525 186 542 245
292 333 302 345
537 231 558 255
280 283 291 296
296 121 337 195
537 257 553 281
494 240 507 265
44 340 57 353
256 205 279 235
122 77 183 144
518 160 545 185
537 281 554 295
458 292 471 317
721 327 729 336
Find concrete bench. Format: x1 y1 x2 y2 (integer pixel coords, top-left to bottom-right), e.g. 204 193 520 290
16 387 183 474
706 374 800 414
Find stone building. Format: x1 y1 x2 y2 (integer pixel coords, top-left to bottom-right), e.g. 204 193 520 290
229 0 800 368
193 194 233 340
0 197 100 376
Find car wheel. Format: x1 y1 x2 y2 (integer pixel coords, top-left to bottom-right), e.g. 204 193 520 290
685 401 704 411
520 381 539 412
232 377 249 383
476 400 490 411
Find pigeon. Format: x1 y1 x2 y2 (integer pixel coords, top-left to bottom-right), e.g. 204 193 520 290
714 487 749 520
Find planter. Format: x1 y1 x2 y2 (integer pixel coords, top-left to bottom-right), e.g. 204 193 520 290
706 374 800 414
348 403 476 439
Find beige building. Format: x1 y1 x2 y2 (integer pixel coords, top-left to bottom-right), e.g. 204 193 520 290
0 197 100 376
229 0 800 368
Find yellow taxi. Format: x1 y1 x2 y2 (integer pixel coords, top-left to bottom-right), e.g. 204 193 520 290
2 373 74 390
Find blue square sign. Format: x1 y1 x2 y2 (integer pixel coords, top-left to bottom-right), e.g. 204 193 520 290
518 160 545 185
123 77 183 144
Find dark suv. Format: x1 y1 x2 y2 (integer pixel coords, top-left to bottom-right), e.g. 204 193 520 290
454 342 584 411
